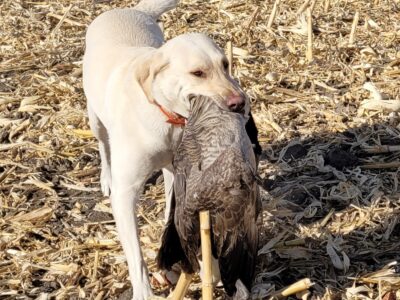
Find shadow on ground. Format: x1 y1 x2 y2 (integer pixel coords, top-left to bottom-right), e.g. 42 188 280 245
252 121 400 299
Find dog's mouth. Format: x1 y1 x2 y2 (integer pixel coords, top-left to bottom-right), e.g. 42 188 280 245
173 111 188 124
162 108 187 126
188 94 246 115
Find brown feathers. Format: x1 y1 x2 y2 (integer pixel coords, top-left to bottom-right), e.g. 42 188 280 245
157 96 260 297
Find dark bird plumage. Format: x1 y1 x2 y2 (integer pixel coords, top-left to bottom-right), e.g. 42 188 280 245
157 96 260 297
246 111 262 163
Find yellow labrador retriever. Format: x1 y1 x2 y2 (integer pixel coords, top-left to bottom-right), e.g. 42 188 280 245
83 0 248 298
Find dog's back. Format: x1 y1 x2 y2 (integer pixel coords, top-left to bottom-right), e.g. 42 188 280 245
83 0 178 122
86 0 177 47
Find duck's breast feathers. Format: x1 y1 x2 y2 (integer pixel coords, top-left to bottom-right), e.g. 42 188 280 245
187 147 258 251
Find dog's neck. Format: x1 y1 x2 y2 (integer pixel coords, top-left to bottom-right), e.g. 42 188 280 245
152 99 187 126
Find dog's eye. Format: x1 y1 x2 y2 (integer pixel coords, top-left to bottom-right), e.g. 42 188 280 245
191 70 205 78
222 60 229 70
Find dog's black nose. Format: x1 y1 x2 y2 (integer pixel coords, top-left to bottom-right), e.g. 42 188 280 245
228 101 245 112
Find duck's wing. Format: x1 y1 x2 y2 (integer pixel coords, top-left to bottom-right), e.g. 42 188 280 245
173 129 202 205
245 111 262 164
195 148 259 296
157 129 203 274
217 186 259 296
156 189 191 271
172 131 203 273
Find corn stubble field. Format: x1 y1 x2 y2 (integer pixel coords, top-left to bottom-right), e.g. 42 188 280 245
1 0 400 299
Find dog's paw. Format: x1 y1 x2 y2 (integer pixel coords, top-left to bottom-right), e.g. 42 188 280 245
100 170 112 197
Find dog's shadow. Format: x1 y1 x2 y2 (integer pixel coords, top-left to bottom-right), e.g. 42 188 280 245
253 121 400 298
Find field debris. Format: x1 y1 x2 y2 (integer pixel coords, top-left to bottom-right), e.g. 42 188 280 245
359 82 400 113
1 0 399 299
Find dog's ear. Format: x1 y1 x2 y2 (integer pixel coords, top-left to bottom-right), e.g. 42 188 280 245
135 51 168 102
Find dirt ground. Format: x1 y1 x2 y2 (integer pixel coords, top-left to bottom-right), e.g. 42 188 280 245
0 0 399 299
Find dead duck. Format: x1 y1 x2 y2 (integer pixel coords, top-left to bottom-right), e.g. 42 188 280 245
157 95 260 298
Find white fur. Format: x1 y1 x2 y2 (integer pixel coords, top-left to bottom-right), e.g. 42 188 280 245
83 0 248 299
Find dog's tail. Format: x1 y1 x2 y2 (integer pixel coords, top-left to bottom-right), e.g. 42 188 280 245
134 0 179 20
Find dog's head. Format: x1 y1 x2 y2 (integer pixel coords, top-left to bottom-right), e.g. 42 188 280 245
136 33 249 118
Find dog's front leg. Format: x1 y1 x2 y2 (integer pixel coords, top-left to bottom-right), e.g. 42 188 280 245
110 143 154 300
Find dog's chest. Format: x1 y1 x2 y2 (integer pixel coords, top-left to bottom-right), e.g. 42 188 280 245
145 124 184 167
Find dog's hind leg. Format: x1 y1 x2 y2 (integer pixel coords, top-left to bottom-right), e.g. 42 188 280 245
110 142 154 300
162 165 174 223
87 105 112 196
